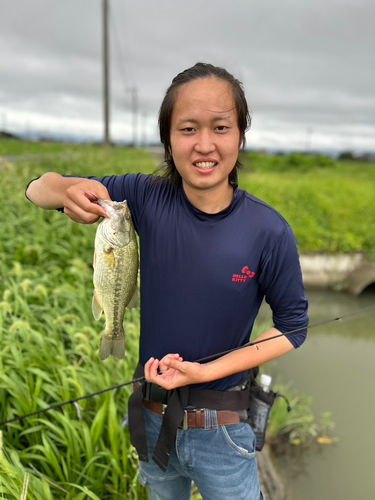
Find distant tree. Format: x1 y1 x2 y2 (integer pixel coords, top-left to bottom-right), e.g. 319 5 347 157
338 151 356 161
0 131 20 140
338 151 375 162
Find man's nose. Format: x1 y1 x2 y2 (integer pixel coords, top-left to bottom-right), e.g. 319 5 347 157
194 130 215 154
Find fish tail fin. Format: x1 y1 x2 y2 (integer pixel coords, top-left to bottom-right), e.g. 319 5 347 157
99 335 112 360
99 334 125 360
111 336 126 359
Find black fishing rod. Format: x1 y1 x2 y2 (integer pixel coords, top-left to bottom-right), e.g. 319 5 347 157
1 304 374 427
196 303 375 364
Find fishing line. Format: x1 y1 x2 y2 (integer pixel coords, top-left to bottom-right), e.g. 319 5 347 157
1 304 374 427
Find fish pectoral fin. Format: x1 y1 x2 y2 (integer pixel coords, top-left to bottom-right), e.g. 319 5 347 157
104 249 116 269
127 287 139 309
92 291 104 320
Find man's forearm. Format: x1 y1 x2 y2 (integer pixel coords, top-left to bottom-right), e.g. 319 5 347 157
199 328 294 384
145 328 295 390
26 172 83 209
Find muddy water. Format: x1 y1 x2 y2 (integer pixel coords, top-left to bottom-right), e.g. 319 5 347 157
258 289 375 500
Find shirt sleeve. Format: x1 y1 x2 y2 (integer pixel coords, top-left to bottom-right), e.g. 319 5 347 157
258 225 309 348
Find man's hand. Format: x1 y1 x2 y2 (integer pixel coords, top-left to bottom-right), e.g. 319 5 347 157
63 180 109 224
144 354 203 390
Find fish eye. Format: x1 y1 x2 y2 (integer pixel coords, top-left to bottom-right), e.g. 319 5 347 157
125 215 130 220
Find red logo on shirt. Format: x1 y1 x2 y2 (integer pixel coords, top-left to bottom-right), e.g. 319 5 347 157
232 266 256 283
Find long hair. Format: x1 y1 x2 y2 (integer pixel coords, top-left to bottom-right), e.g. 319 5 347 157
156 62 251 188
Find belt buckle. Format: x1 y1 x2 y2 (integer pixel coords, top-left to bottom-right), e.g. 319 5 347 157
182 410 188 431
162 405 189 430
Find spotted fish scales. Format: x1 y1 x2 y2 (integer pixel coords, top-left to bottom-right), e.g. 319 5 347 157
92 199 138 360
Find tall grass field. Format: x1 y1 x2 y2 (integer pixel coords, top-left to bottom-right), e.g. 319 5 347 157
0 145 154 499
0 141 371 498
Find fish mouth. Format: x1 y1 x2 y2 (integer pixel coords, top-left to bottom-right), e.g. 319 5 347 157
98 199 129 218
193 161 218 169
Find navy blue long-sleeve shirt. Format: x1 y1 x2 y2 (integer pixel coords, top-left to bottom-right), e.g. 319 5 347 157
91 173 308 391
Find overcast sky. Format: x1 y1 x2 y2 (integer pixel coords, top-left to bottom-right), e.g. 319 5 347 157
1 0 374 152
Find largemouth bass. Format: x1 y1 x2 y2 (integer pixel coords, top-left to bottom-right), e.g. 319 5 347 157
92 199 138 360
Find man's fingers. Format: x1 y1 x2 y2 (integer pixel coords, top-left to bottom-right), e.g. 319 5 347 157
145 357 160 382
163 358 184 371
64 207 101 225
64 201 102 224
159 353 183 371
66 190 107 215
63 183 109 223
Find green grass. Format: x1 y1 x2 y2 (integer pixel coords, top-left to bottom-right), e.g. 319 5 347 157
0 144 154 498
0 139 86 156
266 387 336 448
0 253 146 498
238 152 375 256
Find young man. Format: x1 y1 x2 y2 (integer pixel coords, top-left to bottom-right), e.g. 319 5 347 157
26 63 308 500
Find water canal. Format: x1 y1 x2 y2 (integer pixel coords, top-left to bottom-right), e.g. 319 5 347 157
258 289 375 500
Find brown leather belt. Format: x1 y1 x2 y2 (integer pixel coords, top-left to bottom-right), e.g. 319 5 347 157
143 400 240 429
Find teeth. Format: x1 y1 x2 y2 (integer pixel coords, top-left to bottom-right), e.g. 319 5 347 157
195 162 216 169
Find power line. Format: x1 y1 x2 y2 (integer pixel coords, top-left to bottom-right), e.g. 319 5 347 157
110 2 140 145
110 4 130 91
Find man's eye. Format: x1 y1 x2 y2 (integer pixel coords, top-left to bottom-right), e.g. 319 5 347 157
182 127 195 132
216 126 228 131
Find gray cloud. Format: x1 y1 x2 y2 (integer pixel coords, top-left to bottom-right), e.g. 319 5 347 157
0 0 374 151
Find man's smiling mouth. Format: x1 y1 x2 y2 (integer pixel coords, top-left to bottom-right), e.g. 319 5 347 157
194 162 217 169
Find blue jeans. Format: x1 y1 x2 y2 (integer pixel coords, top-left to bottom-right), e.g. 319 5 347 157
138 407 264 500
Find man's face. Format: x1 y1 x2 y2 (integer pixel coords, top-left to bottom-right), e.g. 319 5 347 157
170 77 240 197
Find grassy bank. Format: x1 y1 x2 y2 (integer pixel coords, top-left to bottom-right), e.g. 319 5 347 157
238 151 375 257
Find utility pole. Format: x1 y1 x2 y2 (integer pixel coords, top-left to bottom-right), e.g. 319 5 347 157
127 87 138 147
103 0 110 150
141 111 147 147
